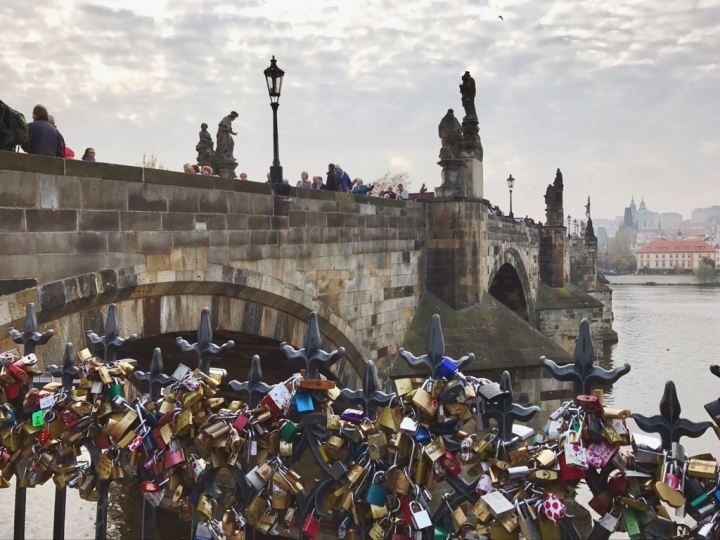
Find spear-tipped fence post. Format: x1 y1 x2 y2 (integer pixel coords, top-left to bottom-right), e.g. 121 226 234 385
8 303 54 540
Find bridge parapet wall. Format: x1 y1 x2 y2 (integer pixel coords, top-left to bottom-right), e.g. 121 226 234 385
0 153 426 381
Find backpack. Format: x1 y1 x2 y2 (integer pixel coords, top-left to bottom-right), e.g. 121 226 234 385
0 100 29 150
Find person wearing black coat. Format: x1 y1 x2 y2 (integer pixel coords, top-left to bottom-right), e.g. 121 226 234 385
326 163 339 192
21 104 63 157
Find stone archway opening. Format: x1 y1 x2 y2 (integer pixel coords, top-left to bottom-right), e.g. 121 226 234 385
489 263 529 321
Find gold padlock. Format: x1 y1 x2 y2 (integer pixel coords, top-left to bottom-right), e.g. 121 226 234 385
196 494 215 520
425 437 446 462
687 459 717 479
326 435 346 452
393 378 414 397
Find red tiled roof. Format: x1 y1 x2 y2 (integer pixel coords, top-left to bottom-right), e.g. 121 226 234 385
637 238 715 254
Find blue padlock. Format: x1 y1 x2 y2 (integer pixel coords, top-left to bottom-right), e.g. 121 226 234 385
1 406 16 425
365 471 387 506
143 430 156 451
413 425 431 443
437 357 458 380
143 410 159 429
293 391 314 413
350 443 366 461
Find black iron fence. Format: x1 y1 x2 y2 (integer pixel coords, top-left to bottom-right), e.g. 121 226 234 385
2 303 720 540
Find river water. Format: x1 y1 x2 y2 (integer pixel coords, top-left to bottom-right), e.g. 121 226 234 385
2 283 719 539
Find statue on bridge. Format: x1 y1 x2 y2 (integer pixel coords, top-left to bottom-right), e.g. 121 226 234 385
438 109 463 159
459 71 477 120
214 111 239 178
195 123 215 171
544 168 565 226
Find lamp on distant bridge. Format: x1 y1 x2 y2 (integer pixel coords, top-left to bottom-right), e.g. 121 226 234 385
264 56 285 184
567 214 571 237
506 174 515 219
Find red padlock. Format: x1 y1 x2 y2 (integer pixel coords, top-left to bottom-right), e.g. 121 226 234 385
163 447 185 469
151 427 167 450
401 494 412 525
302 514 321 539
93 433 112 450
5 383 20 399
59 410 76 424
157 411 175 427
440 450 462 476
140 480 161 493
606 474 628 496
559 453 586 480
7 364 29 384
233 413 249 431
576 395 603 415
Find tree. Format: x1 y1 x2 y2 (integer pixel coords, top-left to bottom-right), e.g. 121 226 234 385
695 262 717 284
608 230 636 273
700 256 716 268
373 171 412 194
142 151 164 170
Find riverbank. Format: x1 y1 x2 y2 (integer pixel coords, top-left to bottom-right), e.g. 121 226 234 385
606 274 717 286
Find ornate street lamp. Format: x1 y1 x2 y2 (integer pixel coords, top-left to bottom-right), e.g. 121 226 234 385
506 174 515 219
567 214 571 237
264 56 285 184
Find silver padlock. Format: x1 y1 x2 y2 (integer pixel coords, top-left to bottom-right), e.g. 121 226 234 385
172 363 191 381
194 522 212 540
400 416 419 435
480 490 514 518
409 501 432 529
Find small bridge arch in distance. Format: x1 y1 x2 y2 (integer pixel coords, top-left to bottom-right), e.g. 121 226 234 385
488 248 535 325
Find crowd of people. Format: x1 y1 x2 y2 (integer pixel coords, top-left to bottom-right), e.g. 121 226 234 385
288 163 410 199
0 102 96 162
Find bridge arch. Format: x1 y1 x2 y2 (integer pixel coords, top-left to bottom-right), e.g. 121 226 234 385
0 264 365 388
488 248 535 325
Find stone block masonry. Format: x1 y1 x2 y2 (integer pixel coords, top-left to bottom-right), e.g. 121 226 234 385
0 153 425 382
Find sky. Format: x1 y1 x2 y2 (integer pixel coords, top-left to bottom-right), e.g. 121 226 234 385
1 0 719 221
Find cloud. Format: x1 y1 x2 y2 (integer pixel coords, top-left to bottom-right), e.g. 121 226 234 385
1 0 719 220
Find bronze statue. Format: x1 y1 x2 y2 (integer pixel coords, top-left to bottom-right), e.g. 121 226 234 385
438 109 463 159
195 123 214 169
215 111 238 161
459 71 477 119
544 168 565 226
555 168 563 191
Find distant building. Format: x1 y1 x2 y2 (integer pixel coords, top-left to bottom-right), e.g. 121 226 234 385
691 205 720 224
636 238 716 271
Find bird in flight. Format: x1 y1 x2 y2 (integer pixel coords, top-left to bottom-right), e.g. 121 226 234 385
498 15 504 20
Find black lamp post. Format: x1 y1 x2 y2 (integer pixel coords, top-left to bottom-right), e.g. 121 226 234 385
264 56 285 184
506 174 515 219
567 214 571 237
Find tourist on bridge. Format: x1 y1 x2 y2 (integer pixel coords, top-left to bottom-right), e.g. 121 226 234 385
48 115 74 158
312 176 325 189
382 187 397 199
326 164 339 192
352 178 374 195
397 184 409 200
82 148 96 162
21 104 63 157
239 172 248 180
334 164 352 193
296 171 312 189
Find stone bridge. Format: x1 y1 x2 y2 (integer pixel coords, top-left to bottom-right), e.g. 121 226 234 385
0 153 609 387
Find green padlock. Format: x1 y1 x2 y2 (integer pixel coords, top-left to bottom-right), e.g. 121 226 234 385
433 525 449 540
280 421 298 443
107 378 124 400
622 507 642 540
31 410 45 428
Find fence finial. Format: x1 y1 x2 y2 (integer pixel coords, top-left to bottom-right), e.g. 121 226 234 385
176 307 234 374
280 312 345 379
86 304 136 364
9 303 54 355
483 371 540 442
398 314 473 378
341 360 395 419
229 355 272 408
632 380 711 450
540 318 630 395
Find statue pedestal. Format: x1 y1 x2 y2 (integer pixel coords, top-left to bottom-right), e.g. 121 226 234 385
215 158 238 179
435 159 467 198
463 157 483 199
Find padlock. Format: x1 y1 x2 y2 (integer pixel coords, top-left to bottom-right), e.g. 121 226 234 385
367 431 387 459
541 493 566 526
365 470 387 506
410 501 432 529
293 391 314 413
587 441 619 469
440 450 462 475
412 381 438 417
302 514 321 539
688 458 717 479
261 383 292 418
481 491 515 518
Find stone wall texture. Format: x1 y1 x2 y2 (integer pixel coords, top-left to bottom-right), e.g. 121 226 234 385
0 153 425 382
